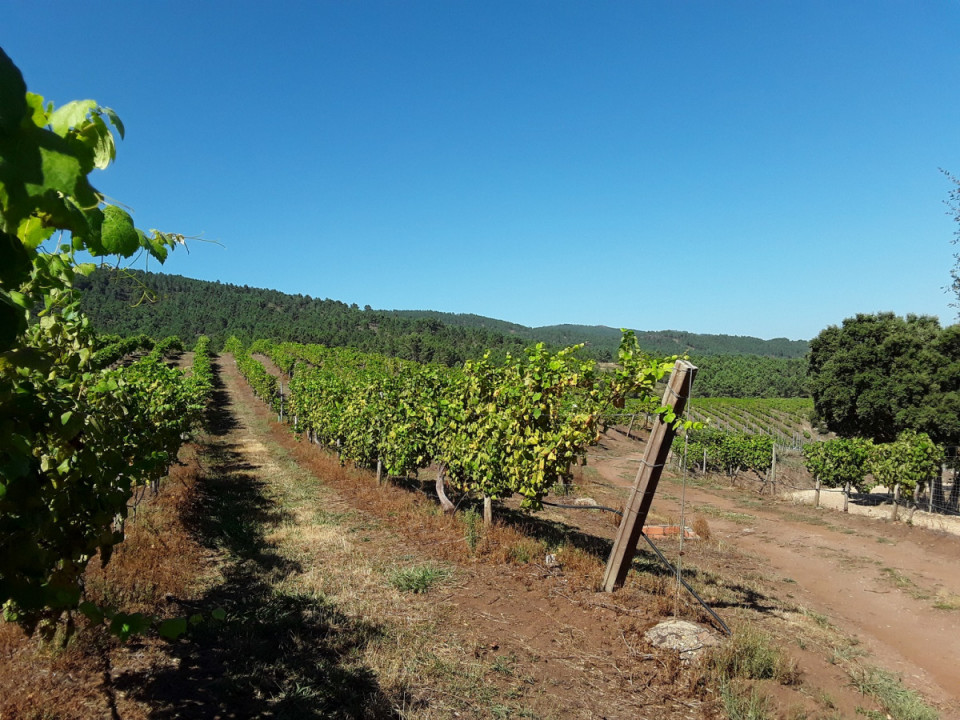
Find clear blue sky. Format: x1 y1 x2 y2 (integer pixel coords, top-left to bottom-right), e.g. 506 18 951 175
4 2 959 340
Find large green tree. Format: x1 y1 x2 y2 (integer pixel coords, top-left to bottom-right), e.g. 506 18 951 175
807 313 960 444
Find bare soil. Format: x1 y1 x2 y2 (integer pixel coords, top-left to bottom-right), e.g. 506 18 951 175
582 428 960 715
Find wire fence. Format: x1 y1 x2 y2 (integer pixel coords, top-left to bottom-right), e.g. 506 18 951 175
665 444 960 518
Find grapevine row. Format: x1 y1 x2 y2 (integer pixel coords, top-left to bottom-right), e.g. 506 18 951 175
1 50 202 636
229 335 685 514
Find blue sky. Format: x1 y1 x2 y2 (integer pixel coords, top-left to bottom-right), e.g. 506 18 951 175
4 2 959 340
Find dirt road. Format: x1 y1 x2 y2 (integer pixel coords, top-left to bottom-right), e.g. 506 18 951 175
587 435 960 713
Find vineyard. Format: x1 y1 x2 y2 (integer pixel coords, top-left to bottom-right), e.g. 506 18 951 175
661 397 817 449
228 335 690 518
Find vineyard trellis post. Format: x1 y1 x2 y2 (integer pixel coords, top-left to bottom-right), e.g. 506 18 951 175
602 360 697 592
769 444 777 491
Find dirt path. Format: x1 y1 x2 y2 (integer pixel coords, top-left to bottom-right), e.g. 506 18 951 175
186 357 715 719
587 436 960 713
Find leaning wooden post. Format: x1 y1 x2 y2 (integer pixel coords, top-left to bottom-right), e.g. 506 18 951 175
603 360 697 592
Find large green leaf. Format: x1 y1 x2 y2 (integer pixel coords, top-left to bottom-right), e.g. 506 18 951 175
0 228 32 287
75 112 116 170
0 123 100 227
100 205 140 256
0 291 27 351
49 100 97 137
0 48 26 133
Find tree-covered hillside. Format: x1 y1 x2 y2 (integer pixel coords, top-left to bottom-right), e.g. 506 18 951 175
395 312 808 358
76 269 531 365
76 269 809 396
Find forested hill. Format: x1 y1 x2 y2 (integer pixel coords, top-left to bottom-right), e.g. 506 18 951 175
392 312 808 358
75 269 531 366
75 269 809 396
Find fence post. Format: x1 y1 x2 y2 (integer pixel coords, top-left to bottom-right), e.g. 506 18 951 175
770 445 777 490
603 360 697 592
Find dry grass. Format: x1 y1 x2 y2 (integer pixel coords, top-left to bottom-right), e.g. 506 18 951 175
0 443 211 720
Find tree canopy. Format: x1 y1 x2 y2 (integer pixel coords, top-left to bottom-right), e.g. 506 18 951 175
807 312 960 445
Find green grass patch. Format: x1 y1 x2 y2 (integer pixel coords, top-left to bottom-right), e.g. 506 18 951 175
705 625 798 685
850 667 939 720
878 568 929 600
932 593 960 611
694 504 756 524
719 679 774 720
389 565 451 594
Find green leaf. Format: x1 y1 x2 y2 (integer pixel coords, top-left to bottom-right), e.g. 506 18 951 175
0 228 33 287
0 48 27 132
101 106 124 139
109 612 150 642
158 616 188 640
78 601 104 625
24 92 49 128
210 607 227 621
100 205 140 256
15 216 54 251
148 234 169 263
75 112 116 169
49 100 97 136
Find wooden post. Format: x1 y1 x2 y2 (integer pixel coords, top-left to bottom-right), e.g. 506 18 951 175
483 496 493 526
376 457 383 485
770 445 777 492
843 481 850 513
626 414 636 440
602 360 697 592
890 482 900 521
815 477 821 508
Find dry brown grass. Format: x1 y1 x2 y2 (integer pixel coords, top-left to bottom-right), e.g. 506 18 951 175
0 443 210 720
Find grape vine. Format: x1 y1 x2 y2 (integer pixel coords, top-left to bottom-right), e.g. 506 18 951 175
0 49 200 636
232 333 688 518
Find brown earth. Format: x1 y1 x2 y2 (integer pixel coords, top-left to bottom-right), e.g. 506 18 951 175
581 428 960 716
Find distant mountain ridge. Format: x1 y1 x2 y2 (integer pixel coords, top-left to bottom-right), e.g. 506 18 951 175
76 269 808 359
75 269 809 396
392 311 808 358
